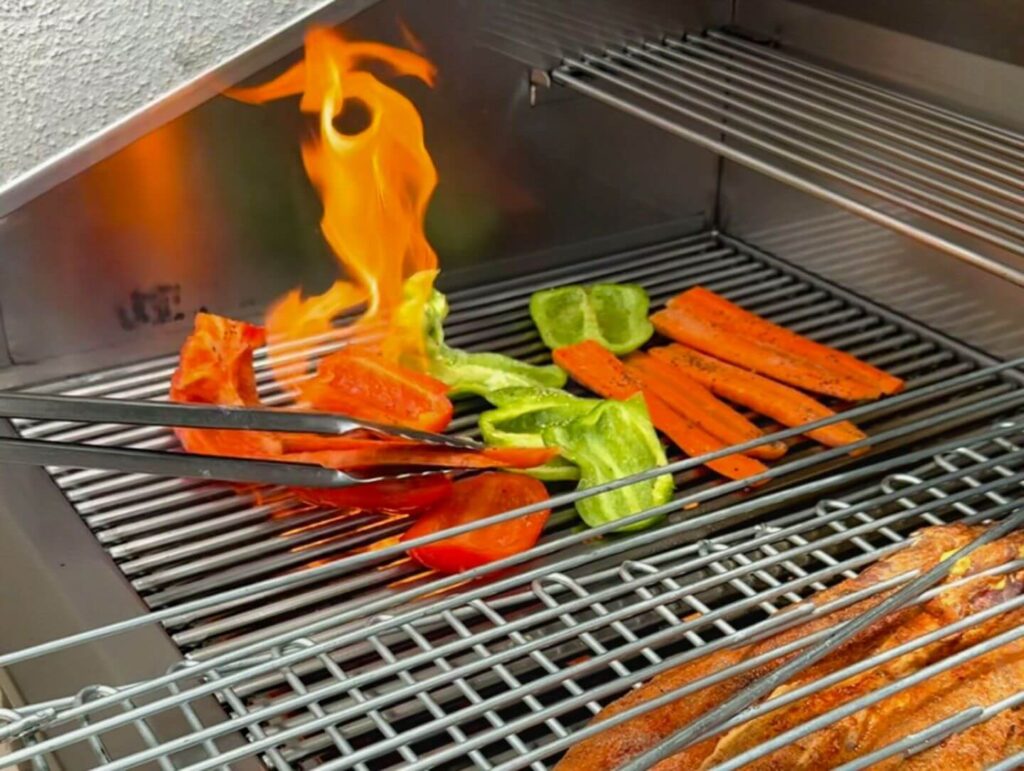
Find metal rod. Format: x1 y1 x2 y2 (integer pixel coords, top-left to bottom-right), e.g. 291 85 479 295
612 45 1024 239
0 391 482 449
714 608 1024 771
426 562 1024 771
837 695 1024 771
2 355 1020 670
140 494 1024 771
702 31 1024 159
653 39 1024 209
2 409 1015 733
619 505 1024 770
563 55 1024 263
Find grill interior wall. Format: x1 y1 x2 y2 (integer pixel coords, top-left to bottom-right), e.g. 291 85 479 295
0 0 726 377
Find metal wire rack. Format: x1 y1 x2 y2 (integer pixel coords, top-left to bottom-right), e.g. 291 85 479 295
1 228 1023 769
551 29 1024 287
11 231 1019 658
3 415 1024 769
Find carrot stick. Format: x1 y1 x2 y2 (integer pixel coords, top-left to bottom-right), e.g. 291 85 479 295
649 344 868 448
651 306 883 401
552 341 768 481
672 287 904 395
625 353 787 460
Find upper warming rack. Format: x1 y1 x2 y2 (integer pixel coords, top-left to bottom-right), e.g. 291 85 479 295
552 29 1024 287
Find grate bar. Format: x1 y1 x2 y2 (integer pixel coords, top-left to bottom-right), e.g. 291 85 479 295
6 360 1023 675
703 30 1024 153
423 559 1024 771
8 423 1024 765
706 596 1024 771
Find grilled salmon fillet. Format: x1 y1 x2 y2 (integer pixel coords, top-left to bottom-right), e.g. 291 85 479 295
874 631 1024 770
554 523 982 770
699 565 1024 768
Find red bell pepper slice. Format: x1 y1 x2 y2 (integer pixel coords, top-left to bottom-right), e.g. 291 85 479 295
292 474 454 513
300 348 453 432
170 313 283 459
402 472 551 572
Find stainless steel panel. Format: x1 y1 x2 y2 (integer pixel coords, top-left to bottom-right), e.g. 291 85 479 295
0 418 253 770
736 0 1024 132
783 0 1024 68
0 0 724 370
719 2 1024 357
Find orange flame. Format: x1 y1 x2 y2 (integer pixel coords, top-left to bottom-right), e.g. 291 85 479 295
228 27 439 374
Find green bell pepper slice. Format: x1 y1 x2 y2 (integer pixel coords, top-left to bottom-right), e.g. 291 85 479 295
419 284 567 396
529 283 654 355
478 388 598 482
544 394 673 531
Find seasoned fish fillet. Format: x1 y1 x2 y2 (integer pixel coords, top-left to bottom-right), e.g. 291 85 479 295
699 568 1024 769
554 524 982 770
883 633 1024 770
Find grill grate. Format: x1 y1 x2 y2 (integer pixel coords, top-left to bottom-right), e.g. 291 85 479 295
4 230 1024 769
12 231 1017 656
6 417 1024 769
552 29 1024 287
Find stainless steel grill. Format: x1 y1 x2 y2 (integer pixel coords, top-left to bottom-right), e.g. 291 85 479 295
3 401 1023 769
2 227 1024 769
2 4 1024 770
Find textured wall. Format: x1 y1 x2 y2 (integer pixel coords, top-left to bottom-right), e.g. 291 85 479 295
0 0 324 186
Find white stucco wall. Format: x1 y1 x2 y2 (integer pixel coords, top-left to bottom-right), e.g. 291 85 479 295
0 0 325 186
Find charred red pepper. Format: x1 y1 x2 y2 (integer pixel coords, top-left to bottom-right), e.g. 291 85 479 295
300 348 453 432
170 314 555 491
402 472 551 573
170 313 283 459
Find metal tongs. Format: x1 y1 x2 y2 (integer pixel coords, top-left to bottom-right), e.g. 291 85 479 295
0 392 482 488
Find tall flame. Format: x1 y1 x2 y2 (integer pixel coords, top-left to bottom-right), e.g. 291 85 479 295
228 27 439 372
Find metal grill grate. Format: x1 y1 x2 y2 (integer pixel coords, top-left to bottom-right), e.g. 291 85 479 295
3 230 1024 769
5 416 1024 769
12 231 1017 656
552 29 1024 287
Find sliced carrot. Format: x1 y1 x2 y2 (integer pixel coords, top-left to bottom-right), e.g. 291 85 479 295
625 353 787 460
552 340 639 401
651 307 882 401
552 341 767 481
649 344 868 448
672 287 904 396
643 393 768 481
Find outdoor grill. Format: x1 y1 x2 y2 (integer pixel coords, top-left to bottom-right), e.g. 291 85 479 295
0 0 1022 769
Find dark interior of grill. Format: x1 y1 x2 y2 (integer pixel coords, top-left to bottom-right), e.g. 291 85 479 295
0 1 1022 769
